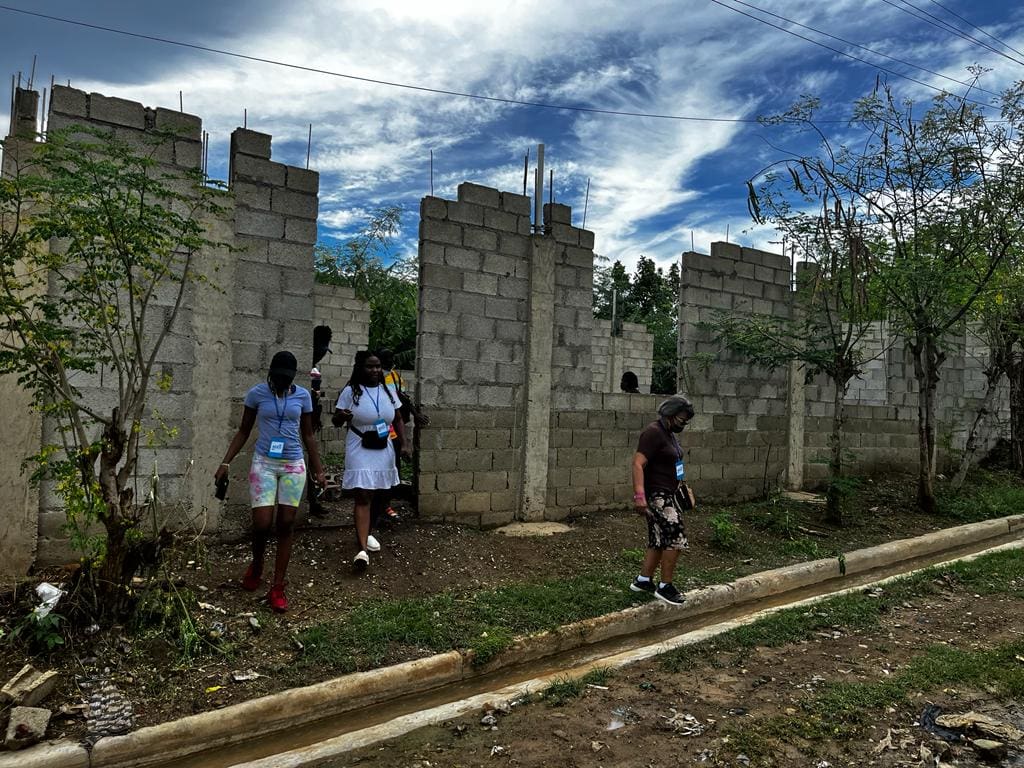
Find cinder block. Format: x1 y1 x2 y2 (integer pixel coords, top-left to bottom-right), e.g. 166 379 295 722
436 472 474 492
286 166 319 194
484 208 518 232
473 471 508 491
155 107 202 140
456 491 493 514
174 139 202 169
285 217 317 244
497 233 530 257
500 192 531 215
488 491 516 512
231 128 272 159
478 385 515 408
420 219 463 246
272 188 318 219
556 486 587 506
551 223 579 245
579 229 595 250
418 492 456 518
444 247 482 271
497 276 529 299
447 201 484 226
236 209 285 239
421 196 447 219
463 272 499 296
233 181 272 210
463 227 498 252
543 202 572 225
88 92 145 128
484 296 519 321
49 85 87 117
481 253 518 277
457 182 500 208
232 154 287 185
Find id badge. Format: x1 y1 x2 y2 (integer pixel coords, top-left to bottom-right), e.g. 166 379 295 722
675 460 685 481
268 438 286 459
374 419 389 438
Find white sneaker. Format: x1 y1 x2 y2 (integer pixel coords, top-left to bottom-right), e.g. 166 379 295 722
366 534 381 552
352 550 369 573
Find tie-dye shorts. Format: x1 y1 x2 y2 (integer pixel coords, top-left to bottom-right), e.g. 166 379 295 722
249 453 307 508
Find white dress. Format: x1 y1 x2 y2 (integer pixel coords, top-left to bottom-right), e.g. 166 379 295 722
336 383 400 490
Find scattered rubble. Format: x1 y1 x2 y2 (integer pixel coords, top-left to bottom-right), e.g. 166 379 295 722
1 664 59 707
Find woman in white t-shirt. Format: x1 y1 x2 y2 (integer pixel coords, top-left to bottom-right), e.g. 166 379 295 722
332 350 408 572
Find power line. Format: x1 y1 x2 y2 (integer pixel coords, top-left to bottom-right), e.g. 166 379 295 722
0 3 770 124
879 0 1024 68
925 0 1024 60
707 0 996 106
724 0 1001 98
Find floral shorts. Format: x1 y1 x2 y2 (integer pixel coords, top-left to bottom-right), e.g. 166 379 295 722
249 453 307 508
646 489 689 551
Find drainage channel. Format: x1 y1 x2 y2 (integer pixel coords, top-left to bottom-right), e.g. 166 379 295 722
162 532 1022 768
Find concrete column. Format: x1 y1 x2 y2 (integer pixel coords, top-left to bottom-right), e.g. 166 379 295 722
12 88 39 139
518 236 556 520
786 361 805 489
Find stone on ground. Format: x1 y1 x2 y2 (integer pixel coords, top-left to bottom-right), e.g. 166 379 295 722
494 522 571 537
3 706 51 750
0 665 59 707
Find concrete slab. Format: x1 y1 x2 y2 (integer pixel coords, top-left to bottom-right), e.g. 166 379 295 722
494 522 571 537
782 490 825 504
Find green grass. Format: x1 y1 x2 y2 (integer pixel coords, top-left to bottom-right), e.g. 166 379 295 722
937 469 1024 522
541 668 613 706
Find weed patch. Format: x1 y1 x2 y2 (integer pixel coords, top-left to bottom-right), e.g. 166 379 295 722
541 668 613 706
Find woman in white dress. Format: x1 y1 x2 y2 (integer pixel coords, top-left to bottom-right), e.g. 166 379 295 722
332 351 408 572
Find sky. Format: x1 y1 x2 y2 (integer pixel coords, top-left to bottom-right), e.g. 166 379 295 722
2 0 1024 275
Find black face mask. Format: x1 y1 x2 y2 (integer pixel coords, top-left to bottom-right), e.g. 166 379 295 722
669 422 686 433
270 374 294 394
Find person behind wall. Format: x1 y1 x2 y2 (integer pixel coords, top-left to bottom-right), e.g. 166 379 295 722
374 348 406 523
215 351 326 613
620 370 641 394
629 396 696 606
331 350 409 573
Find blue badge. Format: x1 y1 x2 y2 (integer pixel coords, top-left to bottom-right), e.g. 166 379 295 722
676 460 685 481
268 438 286 459
374 419 389 438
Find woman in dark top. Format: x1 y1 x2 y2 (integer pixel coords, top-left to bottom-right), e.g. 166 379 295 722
630 396 696 605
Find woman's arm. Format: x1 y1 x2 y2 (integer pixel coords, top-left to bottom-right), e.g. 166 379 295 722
300 412 326 486
393 415 410 459
331 407 353 427
631 451 648 514
215 407 257 481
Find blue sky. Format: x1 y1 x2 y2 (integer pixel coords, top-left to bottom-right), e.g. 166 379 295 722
3 0 1023 274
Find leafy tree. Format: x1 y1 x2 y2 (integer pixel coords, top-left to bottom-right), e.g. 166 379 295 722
706 101 885 523
748 77 1024 513
593 255 678 394
0 126 229 619
314 206 417 367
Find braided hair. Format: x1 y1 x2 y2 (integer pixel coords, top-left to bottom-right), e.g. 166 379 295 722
346 350 397 407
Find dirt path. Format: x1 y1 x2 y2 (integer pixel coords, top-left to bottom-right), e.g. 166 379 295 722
333 574 1024 767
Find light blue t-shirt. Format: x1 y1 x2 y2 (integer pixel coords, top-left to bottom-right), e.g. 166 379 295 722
244 382 313 460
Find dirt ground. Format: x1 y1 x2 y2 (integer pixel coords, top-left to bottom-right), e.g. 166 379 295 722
0 476 1002 744
332 581 1024 767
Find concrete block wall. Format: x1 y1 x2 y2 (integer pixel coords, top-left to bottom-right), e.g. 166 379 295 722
415 182 533 523
677 243 791 499
1 84 331 570
591 320 655 393
545 202 597 411
30 86 215 563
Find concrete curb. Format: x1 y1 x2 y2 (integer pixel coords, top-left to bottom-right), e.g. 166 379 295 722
3 514 1020 768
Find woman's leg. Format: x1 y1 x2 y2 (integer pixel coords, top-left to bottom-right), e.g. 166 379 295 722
369 489 386 532
353 489 371 551
640 548 662 579
250 506 274 573
272 505 298 585
658 549 680 583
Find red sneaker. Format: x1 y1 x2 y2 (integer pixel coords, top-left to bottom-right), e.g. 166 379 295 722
241 565 262 592
268 583 288 613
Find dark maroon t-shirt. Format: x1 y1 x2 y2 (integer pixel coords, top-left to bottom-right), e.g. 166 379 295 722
636 420 682 495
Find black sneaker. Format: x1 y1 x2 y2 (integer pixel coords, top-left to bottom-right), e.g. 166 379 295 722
654 582 685 606
629 577 656 594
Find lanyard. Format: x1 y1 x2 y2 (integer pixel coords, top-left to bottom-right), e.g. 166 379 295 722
366 385 381 415
658 418 682 461
273 390 289 431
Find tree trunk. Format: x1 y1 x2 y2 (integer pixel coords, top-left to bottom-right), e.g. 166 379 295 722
911 331 944 515
952 362 1004 490
1010 355 1024 475
826 379 846 526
